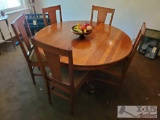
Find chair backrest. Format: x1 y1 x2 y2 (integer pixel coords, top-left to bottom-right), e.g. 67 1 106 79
11 14 33 62
90 5 115 25
42 5 62 26
123 22 146 75
33 38 74 89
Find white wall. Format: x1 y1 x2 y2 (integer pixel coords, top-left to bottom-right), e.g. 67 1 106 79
35 0 160 40
1 0 160 41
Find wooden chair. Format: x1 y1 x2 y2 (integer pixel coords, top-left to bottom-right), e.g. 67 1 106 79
90 5 115 25
94 22 146 86
11 14 47 85
42 5 62 26
0 28 15 55
32 38 92 114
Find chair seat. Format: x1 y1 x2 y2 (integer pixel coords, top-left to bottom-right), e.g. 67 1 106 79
99 59 127 78
30 50 46 62
49 67 90 88
0 40 5 44
95 60 127 85
95 22 146 87
107 59 127 72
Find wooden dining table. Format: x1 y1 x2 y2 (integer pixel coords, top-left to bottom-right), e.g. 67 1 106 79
34 21 132 70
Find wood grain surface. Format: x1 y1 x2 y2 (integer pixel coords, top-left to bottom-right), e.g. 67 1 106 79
34 21 132 70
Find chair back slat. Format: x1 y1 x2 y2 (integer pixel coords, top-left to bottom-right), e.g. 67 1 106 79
11 14 33 58
90 5 115 25
123 22 146 75
95 22 147 87
32 37 90 114
11 14 43 85
33 39 74 87
19 24 31 50
42 5 62 26
48 11 57 24
133 22 146 50
44 50 62 81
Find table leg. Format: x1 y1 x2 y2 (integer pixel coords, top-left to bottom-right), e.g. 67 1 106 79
88 81 95 94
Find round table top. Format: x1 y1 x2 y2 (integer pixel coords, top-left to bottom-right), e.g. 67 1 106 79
34 21 132 70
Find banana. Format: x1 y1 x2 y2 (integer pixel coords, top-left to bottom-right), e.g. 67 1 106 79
73 25 83 33
74 28 83 33
74 25 78 29
73 26 82 33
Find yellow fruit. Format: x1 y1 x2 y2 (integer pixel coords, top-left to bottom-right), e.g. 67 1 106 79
77 23 80 29
87 26 92 31
74 28 83 33
74 25 78 29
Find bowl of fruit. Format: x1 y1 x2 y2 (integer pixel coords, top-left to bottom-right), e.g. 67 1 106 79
71 23 92 38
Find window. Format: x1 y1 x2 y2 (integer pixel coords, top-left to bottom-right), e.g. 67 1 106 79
0 0 27 13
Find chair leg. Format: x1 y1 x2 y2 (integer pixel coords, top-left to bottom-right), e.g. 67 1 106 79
49 93 52 104
10 39 15 49
47 90 52 104
70 94 75 115
30 70 36 85
12 41 15 48
119 80 123 88
38 66 40 70
117 76 125 95
88 82 95 94
44 80 52 104
119 75 125 87
87 78 96 94
28 65 36 85
47 87 52 104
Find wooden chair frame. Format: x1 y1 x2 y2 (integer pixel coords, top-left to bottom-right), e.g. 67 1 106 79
42 5 62 26
11 14 47 85
0 27 15 55
33 38 91 114
90 5 115 25
94 22 146 86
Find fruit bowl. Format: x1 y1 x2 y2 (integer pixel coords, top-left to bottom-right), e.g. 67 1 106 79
71 23 92 38
71 26 92 35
